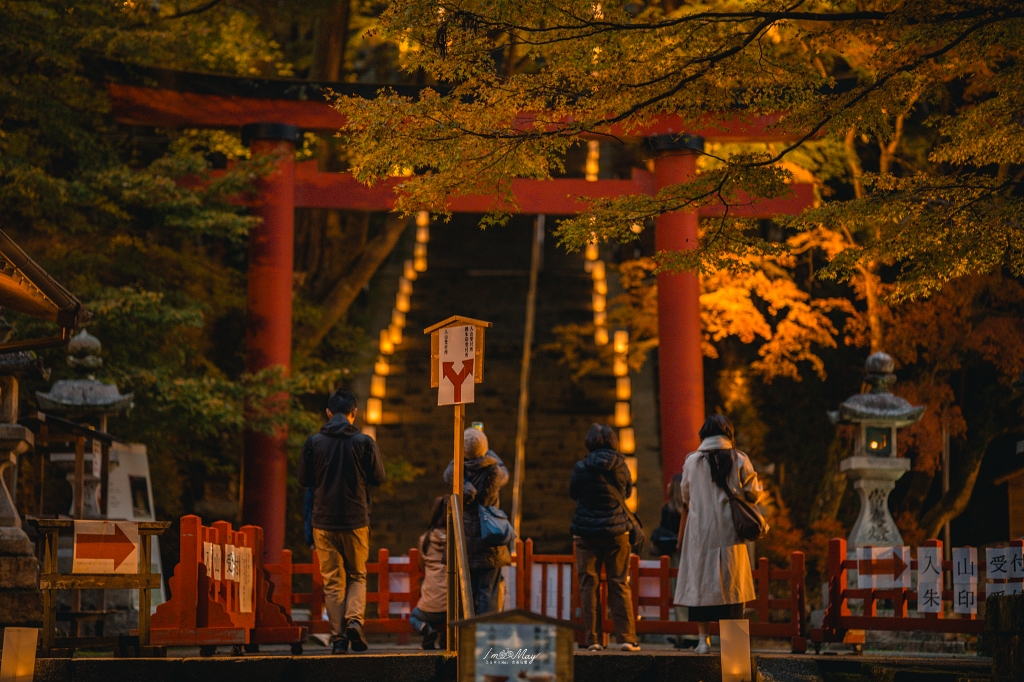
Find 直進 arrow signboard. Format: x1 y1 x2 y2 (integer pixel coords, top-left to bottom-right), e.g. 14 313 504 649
72 521 139 574
438 325 475 406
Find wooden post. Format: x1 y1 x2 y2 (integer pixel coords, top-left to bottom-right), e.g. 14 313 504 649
454 403 465 496
139 531 152 646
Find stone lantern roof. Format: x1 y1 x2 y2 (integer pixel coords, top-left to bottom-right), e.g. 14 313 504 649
35 330 133 415
828 352 925 427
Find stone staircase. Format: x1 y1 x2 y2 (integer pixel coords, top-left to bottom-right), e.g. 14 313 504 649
367 214 618 556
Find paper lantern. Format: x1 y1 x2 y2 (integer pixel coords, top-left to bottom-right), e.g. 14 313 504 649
365 398 383 425
374 358 390 376
624 453 638 481
616 376 631 401
376 327 391 352
414 242 427 258
403 259 418 281
416 210 430 227
370 374 386 398
593 310 607 327
613 357 628 377
625 486 639 513
593 278 608 295
416 225 430 243
614 401 631 427
399 277 413 295
0 627 37 682
591 260 606 280
720 619 752 682
392 309 406 328
361 425 377 440
592 293 606 312
594 327 609 346
585 242 599 261
395 292 410 313
388 323 403 345
613 330 629 355
414 255 427 272
630 222 643 234
620 430 636 456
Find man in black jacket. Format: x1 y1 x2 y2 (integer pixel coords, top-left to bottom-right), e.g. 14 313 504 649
297 389 386 654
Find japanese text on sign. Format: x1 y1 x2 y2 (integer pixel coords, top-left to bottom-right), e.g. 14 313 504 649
438 325 475 406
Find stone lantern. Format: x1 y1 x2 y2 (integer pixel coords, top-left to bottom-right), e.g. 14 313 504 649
829 352 925 548
35 330 132 519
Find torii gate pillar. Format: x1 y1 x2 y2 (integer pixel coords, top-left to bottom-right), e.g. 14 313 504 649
652 135 706 492
240 123 301 563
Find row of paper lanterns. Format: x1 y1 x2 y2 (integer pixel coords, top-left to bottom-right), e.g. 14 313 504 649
363 212 431 437
585 245 638 512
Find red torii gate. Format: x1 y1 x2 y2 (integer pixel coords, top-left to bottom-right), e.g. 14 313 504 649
106 71 813 562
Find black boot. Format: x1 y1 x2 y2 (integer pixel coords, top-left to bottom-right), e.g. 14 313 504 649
420 623 439 650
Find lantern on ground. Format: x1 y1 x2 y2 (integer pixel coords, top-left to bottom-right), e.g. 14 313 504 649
365 398 383 425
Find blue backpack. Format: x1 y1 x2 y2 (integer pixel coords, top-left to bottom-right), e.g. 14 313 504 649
478 503 516 548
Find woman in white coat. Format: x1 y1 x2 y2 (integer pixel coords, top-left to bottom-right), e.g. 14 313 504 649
674 414 763 653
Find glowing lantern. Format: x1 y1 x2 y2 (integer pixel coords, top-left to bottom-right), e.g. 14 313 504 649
0 627 37 682
720 619 752 682
361 425 377 440
630 223 643 234
614 401 631 427
592 293 606 312
388 323 403 345
594 327 609 346
414 242 427 258
613 356 628 377
613 330 629 354
396 292 411 313
370 374 386 398
593 310 607 327
365 398 383 425
625 486 639 513
416 210 430 227
392 309 406 328
399 277 413 295
403 259 418 281
379 329 394 355
374 358 390 376
616 376 631 401
591 260 606 280
620 430 636 455
414 255 427 272
593 278 608 295
585 242 599 261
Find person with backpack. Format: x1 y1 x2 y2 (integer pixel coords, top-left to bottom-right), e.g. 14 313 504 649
673 414 764 654
410 496 448 649
297 389 387 654
569 423 641 652
443 427 511 615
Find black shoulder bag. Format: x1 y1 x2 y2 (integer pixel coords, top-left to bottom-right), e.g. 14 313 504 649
711 450 769 542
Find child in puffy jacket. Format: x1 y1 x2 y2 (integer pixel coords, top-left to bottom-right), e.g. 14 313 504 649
410 496 448 649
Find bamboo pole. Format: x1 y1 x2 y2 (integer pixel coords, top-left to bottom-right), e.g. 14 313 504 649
512 215 543 540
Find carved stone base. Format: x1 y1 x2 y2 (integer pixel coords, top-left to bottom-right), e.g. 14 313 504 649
840 456 911 548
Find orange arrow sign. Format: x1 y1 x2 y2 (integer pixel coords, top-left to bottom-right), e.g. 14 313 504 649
76 524 136 570
859 553 908 579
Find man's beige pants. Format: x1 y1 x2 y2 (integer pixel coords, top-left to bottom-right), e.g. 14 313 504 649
313 526 370 640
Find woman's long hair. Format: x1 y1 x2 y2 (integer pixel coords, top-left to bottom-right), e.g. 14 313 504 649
422 496 448 555
699 414 735 490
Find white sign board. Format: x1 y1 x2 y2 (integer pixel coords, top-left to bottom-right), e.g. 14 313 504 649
952 547 978 585
72 520 139 574
239 546 254 613
438 325 476 406
916 546 943 585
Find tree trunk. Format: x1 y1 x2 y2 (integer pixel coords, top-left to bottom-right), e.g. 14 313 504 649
919 412 1003 539
311 0 352 82
809 435 850 523
297 213 410 356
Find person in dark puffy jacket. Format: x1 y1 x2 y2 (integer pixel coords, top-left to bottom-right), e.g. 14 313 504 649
443 427 511 615
569 423 640 651
297 389 386 654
